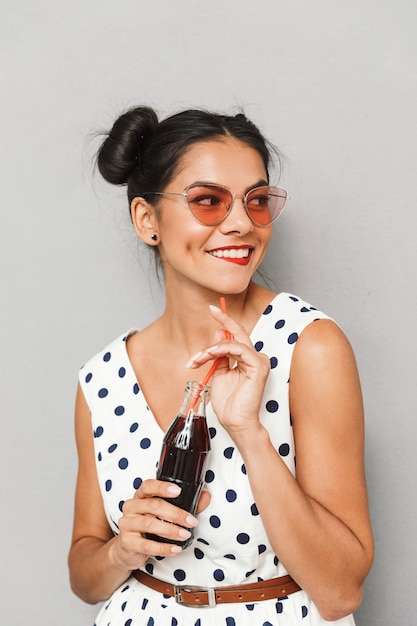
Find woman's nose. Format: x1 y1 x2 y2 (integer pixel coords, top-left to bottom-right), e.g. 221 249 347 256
219 195 254 234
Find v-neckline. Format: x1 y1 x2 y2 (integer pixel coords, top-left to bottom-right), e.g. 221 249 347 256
121 292 285 433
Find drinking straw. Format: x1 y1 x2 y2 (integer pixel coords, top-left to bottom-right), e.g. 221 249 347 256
200 297 231 387
187 297 231 414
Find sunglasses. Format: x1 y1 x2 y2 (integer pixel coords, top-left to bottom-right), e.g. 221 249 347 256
143 183 288 227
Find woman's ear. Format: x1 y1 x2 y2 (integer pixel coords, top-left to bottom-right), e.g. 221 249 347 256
130 197 159 245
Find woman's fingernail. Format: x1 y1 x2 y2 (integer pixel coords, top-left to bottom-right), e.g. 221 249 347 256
171 545 182 553
167 484 181 496
185 351 203 368
178 528 192 539
209 304 222 313
185 515 198 527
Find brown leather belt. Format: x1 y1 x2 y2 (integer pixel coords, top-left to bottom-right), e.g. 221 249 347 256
133 569 301 607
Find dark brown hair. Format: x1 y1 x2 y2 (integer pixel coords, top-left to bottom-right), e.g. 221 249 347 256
96 106 279 206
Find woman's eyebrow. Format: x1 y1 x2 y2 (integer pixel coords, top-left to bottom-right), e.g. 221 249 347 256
184 179 269 192
244 179 269 193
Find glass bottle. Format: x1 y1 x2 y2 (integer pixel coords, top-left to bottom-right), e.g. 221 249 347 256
148 381 211 549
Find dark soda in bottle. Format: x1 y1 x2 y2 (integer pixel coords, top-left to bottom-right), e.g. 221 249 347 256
147 381 211 549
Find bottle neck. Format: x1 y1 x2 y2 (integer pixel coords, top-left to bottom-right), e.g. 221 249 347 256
181 381 209 418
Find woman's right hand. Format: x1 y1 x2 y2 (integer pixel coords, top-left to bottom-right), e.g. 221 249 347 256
109 479 202 571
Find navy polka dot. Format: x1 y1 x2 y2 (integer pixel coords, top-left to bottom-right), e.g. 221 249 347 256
288 332 298 344
300 306 310 313
133 383 140 394
194 620 201 626
105 479 112 492
263 304 273 315
174 569 186 582
254 340 264 352
209 515 221 528
226 489 237 502
97 452 102 461
251 503 259 515
194 547 204 559
171 619 178 626
197 538 209 545
226 618 236 626
108 443 118 453
245 569 255 577
118 367 126 377
289 295 299 301
266 399 279 413
140 438 151 449
103 352 111 362
224 447 234 459
241 464 247 474
85 372 92 383
118 458 128 470
130 422 139 432
275 319 285 329
133 477 142 489
258 544 267 554
98 388 108 398
270 356 278 368
302 605 308 617
209 427 217 439
205 469 215 483
213 569 225 581
237 533 250 544
246 604 255 611
224 553 236 559
145 563 154 575
121 601 127 611
114 405 125 416
279 443 290 456
94 426 104 438
276 601 283 613
125 620 132 626
262 622 273 626
118 500 124 512
274 555 279 566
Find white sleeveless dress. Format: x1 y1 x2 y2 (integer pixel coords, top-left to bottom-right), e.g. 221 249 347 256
79 293 356 626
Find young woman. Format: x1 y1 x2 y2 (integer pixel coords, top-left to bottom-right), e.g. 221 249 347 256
68 107 373 625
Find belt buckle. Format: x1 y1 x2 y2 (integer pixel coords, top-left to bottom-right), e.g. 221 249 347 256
174 584 216 608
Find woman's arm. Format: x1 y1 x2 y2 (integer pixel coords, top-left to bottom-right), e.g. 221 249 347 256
68 385 130 603
188 311 374 621
68 385 201 604
237 320 373 621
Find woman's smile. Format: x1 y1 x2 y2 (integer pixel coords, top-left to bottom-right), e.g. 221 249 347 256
207 245 254 265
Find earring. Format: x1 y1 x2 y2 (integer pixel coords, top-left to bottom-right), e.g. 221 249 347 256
151 234 159 242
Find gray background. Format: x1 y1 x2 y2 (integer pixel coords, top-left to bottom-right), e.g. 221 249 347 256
1 1 416 624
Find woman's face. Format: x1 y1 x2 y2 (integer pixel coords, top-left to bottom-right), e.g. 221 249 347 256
153 137 273 296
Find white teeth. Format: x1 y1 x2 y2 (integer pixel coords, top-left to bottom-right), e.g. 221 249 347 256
209 248 250 258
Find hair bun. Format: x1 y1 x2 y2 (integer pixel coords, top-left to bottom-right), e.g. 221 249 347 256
96 107 158 185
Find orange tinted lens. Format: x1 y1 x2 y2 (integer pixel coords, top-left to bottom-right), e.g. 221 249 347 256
186 185 231 224
246 186 286 225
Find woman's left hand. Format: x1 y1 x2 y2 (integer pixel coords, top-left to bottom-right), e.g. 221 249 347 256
186 305 270 435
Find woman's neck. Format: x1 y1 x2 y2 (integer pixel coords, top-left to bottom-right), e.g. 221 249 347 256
157 280 276 354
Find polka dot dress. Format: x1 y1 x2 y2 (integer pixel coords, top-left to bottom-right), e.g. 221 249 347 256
80 293 356 626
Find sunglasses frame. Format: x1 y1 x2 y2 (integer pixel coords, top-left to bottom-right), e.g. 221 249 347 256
143 183 288 227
